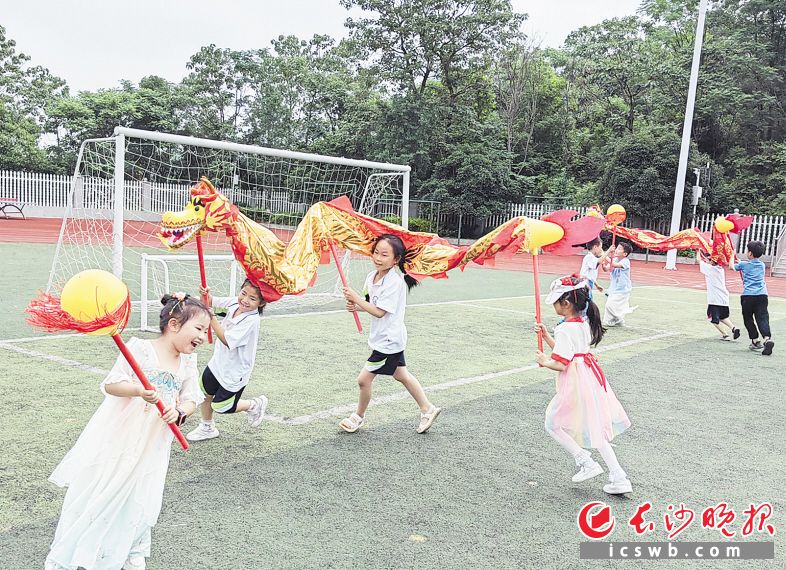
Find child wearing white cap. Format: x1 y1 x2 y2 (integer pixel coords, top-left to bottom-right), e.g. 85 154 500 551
535 275 633 495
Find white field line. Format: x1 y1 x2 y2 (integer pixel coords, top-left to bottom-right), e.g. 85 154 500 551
456 303 532 316
0 342 107 374
0 330 678 426
271 330 679 426
1 295 539 344
263 294 538 320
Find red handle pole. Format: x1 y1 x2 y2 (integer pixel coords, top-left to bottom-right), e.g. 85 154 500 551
329 241 362 333
533 253 543 353
112 334 189 450
195 234 213 344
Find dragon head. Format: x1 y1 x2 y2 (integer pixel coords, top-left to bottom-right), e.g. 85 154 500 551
159 177 237 249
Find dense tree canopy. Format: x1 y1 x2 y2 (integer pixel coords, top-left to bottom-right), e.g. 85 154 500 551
2 0 786 232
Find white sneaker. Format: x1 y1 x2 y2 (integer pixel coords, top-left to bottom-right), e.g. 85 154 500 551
572 461 604 483
247 395 268 428
123 556 146 570
603 477 633 495
186 422 220 442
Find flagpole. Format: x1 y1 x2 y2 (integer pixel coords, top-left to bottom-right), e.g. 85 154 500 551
665 0 708 270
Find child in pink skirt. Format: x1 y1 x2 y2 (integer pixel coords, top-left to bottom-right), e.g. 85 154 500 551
535 275 633 495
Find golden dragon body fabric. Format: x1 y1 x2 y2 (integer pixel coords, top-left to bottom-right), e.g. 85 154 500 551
159 178 604 301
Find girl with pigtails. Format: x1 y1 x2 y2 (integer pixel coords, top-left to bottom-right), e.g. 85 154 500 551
535 275 633 495
45 294 210 570
340 233 441 434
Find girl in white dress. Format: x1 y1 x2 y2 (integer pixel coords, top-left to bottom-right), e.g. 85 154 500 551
535 276 633 495
45 293 210 570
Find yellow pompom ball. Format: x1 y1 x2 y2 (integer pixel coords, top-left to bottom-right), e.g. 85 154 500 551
606 204 627 225
714 216 734 234
524 219 565 253
60 269 129 336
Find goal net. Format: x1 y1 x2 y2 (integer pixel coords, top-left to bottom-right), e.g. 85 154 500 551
47 128 410 330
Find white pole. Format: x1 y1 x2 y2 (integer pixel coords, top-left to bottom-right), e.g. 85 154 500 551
140 254 149 332
402 170 410 230
113 133 125 278
113 127 411 173
665 0 708 270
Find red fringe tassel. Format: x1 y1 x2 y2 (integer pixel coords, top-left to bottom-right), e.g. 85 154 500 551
26 292 132 334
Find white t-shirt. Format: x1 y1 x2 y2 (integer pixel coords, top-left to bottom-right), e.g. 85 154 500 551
551 320 592 363
207 296 261 392
363 270 408 354
580 252 600 283
699 259 730 306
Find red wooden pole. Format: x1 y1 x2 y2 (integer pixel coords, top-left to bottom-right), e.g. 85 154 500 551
112 334 189 450
533 253 544 353
195 234 213 344
329 241 362 333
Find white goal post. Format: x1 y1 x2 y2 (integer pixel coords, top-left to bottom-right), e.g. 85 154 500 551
48 127 411 328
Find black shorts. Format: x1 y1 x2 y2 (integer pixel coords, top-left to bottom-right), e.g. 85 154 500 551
200 366 245 413
707 304 730 324
364 350 406 376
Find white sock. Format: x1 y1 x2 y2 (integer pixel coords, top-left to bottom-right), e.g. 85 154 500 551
597 441 626 480
203 419 215 428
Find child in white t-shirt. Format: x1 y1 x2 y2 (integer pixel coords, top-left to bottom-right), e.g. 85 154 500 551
340 234 441 434
186 278 269 442
698 251 740 341
579 237 611 298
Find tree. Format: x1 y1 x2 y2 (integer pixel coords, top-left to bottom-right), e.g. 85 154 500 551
0 25 66 170
562 17 665 133
180 45 254 140
341 0 525 102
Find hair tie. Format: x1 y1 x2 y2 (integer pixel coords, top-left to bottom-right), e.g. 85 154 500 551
168 292 190 315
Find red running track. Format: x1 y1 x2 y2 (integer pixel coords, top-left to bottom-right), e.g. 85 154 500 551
2 217 784 297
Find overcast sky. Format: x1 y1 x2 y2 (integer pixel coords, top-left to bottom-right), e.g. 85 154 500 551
2 0 642 93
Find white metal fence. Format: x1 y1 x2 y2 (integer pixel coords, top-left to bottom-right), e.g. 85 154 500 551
3 169 784 261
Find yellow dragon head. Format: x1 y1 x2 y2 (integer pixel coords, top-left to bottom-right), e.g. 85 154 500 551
159 177 238 249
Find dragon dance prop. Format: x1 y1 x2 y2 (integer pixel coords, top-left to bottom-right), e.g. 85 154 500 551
606 204 627 248
158 178 605 338
589 205 753 266
194 235 213 344
329 240 363 332
25 270 190 450
456 209 605 350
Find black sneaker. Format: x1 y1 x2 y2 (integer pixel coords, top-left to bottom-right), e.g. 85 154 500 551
732 327 741 340
762 340 775 356
749 341 764 351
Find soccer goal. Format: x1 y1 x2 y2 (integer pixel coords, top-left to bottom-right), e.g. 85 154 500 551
47 127 411 330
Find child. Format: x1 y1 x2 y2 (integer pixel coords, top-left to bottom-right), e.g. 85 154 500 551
45 294 210 570
579 237 608 297
602 242 638 326
340 233 441 434
186 279 268 442
698 251 740 341
535 276 633 495
732 241 774 355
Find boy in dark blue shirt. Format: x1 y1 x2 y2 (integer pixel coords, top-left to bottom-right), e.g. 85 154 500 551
732 240 774 355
